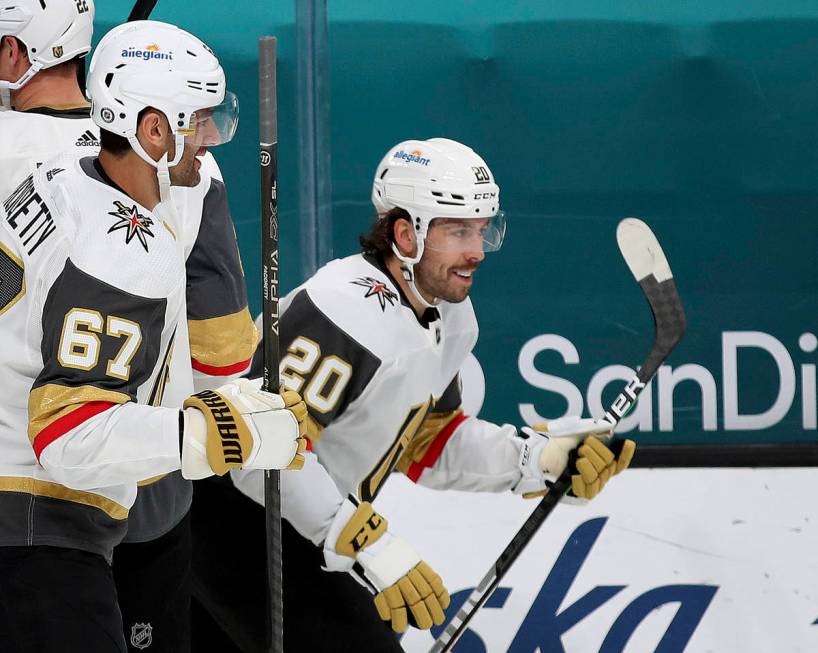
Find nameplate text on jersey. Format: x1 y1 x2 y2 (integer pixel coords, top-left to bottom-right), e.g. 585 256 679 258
3 175 55 255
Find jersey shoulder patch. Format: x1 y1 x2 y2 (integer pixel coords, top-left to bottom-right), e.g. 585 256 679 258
308 255 400 309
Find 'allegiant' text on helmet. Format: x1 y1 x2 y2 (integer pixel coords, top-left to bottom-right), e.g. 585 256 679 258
392 150 430 166
121 45 173 61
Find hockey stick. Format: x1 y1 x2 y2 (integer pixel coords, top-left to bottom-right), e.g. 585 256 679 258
430 217 686 653
127 0 158 21
259 36 283 653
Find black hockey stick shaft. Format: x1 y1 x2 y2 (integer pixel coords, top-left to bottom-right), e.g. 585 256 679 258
431 218 686 653
259 36 283 653
127 0 158 21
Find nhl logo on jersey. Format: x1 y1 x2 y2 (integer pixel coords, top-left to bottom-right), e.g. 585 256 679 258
350 276 399 311
108 201 155 252
130 622 153 650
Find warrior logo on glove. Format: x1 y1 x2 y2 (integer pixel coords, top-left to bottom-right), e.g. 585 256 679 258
181 379 307 479
183 390 252 473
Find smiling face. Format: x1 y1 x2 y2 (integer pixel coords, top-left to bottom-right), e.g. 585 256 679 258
413 217 489 304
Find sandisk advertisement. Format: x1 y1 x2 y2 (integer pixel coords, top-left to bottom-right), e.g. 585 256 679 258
379 471 818 653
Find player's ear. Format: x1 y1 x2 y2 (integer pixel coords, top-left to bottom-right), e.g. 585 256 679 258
0 35 28 68
136 108 172 157
392 216 418 258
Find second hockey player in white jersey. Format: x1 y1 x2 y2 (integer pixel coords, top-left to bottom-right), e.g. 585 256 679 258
192 138 635 652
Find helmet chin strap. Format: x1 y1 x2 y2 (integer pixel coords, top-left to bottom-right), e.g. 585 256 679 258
127 132 186 232
0 61 43 92
390 238 440 309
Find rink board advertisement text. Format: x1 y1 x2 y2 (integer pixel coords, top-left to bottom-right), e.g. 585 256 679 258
461 328 818 446
378 471 818 653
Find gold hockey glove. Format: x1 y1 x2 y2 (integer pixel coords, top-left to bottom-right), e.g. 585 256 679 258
181 378 307 479
513 417 634 501
323 498 450 633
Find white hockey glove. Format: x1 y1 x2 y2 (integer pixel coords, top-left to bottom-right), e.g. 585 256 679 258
180 378 308 479
323 497 450 633
512 417 635 500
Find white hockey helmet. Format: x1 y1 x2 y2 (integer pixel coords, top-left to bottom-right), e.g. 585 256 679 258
87 20 238 169
371 137 505 306
0 0 94 90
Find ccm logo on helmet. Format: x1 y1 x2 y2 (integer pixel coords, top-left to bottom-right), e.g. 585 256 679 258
474 192 497 200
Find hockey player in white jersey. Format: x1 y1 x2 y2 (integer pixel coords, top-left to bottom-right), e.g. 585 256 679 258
1 7 269 652
1 7 269 651
191 138 635 652
0 19 307 653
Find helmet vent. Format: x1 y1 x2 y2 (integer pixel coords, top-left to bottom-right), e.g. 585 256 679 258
105 73 114 88
187 80 203 90
436 200 465 206
451 194 464 200
379 169 388 180
187 50 198 57
431 191 443 197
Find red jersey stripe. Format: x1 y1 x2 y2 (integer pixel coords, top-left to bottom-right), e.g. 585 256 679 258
191 357 252 377
33 401 115 460
406 412 469 482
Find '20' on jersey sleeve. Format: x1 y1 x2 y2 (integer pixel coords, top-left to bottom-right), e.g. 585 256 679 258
276 289 381 444
29 258 167 460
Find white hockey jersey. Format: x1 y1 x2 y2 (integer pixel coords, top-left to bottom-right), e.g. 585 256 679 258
234 253 523 546
0 155 190 558
0 108 257 547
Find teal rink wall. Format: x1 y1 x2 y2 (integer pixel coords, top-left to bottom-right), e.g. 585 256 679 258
96 2 818 447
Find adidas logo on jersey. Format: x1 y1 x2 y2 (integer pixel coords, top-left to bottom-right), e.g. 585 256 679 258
75 130 100 147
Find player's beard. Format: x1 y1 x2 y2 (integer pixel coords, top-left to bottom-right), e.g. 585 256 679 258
414 252 479 304
168 143 201 187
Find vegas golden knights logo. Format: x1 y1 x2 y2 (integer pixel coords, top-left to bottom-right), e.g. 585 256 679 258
52 46 64 59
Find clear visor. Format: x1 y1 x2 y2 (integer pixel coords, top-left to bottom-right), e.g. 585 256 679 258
179 91 239 147
424 211 506 253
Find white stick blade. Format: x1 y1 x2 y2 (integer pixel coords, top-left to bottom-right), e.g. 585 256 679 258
616 217 673 282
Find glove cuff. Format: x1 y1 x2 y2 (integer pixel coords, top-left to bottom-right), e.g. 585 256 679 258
182 389 253 475
323 496 367 573
180 407 212 480
335 500 388 557
511 427 550 495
